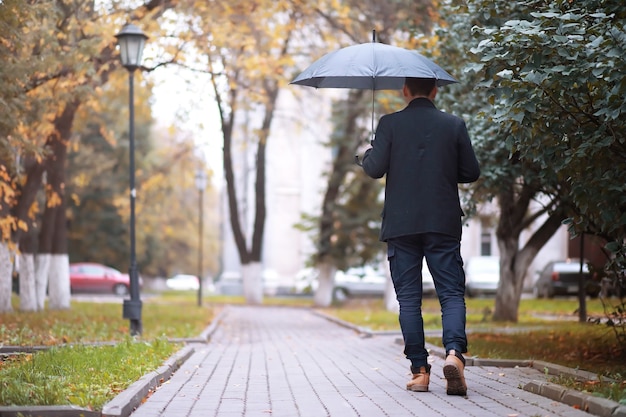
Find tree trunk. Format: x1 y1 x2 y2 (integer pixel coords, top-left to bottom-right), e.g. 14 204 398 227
10 160 46 245
0 243 13 313
47 197 70 309
18 220 39 311
314 90 366 304
35 254 51 310
0 190 13 312
493 239 522 322
493 185 566 321
18 253 37 311
242 261 263 305
220 81 277 304
19 168 46 311
47 254 70 310
313 260 336 307
38 102 75 310
37 198 57 305
4 155 46 313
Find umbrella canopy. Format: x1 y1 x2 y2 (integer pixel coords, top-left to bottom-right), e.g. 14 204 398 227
291 42 457 90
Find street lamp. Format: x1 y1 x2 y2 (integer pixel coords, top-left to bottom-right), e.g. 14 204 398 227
115 23 148 336
195 169 208 307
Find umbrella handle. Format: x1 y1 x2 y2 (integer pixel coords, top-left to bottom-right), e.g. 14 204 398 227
371 89 375 143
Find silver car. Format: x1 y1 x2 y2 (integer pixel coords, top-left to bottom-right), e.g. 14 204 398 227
333 266 387 301
333 263 436 302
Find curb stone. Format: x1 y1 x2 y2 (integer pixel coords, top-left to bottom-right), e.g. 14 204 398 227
101 345 195 417
611 405 626 417
311 309 377 336
0 406 100 417
524 381 626 417
415 339 625 417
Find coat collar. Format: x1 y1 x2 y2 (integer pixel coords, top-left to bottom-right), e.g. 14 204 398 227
406 97 436 109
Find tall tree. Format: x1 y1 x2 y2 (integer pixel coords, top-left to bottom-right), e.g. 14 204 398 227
0 0 177 312
433 0 626 322
176 0 324 304
0 0 58 312
469 0 626 321
297 92 385 307
432 0 573 322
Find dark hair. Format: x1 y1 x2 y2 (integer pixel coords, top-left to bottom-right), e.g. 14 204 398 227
404 78 436 96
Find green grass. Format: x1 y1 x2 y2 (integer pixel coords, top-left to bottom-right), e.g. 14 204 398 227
0 338 177 410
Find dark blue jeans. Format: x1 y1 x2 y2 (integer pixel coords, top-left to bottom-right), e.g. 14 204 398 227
387 233 467 370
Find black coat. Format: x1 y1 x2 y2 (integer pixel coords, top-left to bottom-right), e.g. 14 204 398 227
362 97 480 242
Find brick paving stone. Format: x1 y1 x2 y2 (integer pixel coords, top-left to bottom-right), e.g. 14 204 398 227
129 305 597 417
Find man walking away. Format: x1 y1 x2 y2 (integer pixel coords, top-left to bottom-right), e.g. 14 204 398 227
361 77 480 395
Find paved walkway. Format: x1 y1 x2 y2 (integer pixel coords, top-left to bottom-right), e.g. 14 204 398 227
128 305 607 417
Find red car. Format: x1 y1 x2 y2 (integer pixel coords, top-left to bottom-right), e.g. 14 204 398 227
69 262 131 296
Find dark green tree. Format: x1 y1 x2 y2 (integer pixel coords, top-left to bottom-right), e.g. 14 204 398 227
469 0 626 330
433 0 626 325
431 0 571 322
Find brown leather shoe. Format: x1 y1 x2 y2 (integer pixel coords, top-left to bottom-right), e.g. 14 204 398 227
406 366 430 392
443 351 467 396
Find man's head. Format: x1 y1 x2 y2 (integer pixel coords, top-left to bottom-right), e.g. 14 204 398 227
403 77 437 101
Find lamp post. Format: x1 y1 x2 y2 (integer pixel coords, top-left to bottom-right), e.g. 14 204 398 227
195 169 208 307
115 23 148 336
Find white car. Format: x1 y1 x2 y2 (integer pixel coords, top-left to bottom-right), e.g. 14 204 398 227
263 269 291 296
464 256 500 297
166 274 200 291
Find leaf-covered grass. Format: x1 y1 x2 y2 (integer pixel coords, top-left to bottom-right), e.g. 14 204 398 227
321 297 626 403
322 297 615 331
0 294 216 410
440 325 626 404
1 296 216 345
460 324 624 372
0 337 177 410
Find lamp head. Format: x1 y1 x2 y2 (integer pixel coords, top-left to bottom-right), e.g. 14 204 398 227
115 23 148 71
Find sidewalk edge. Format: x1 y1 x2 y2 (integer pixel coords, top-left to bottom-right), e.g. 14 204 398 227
100 307 229 417
101 344 195 417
